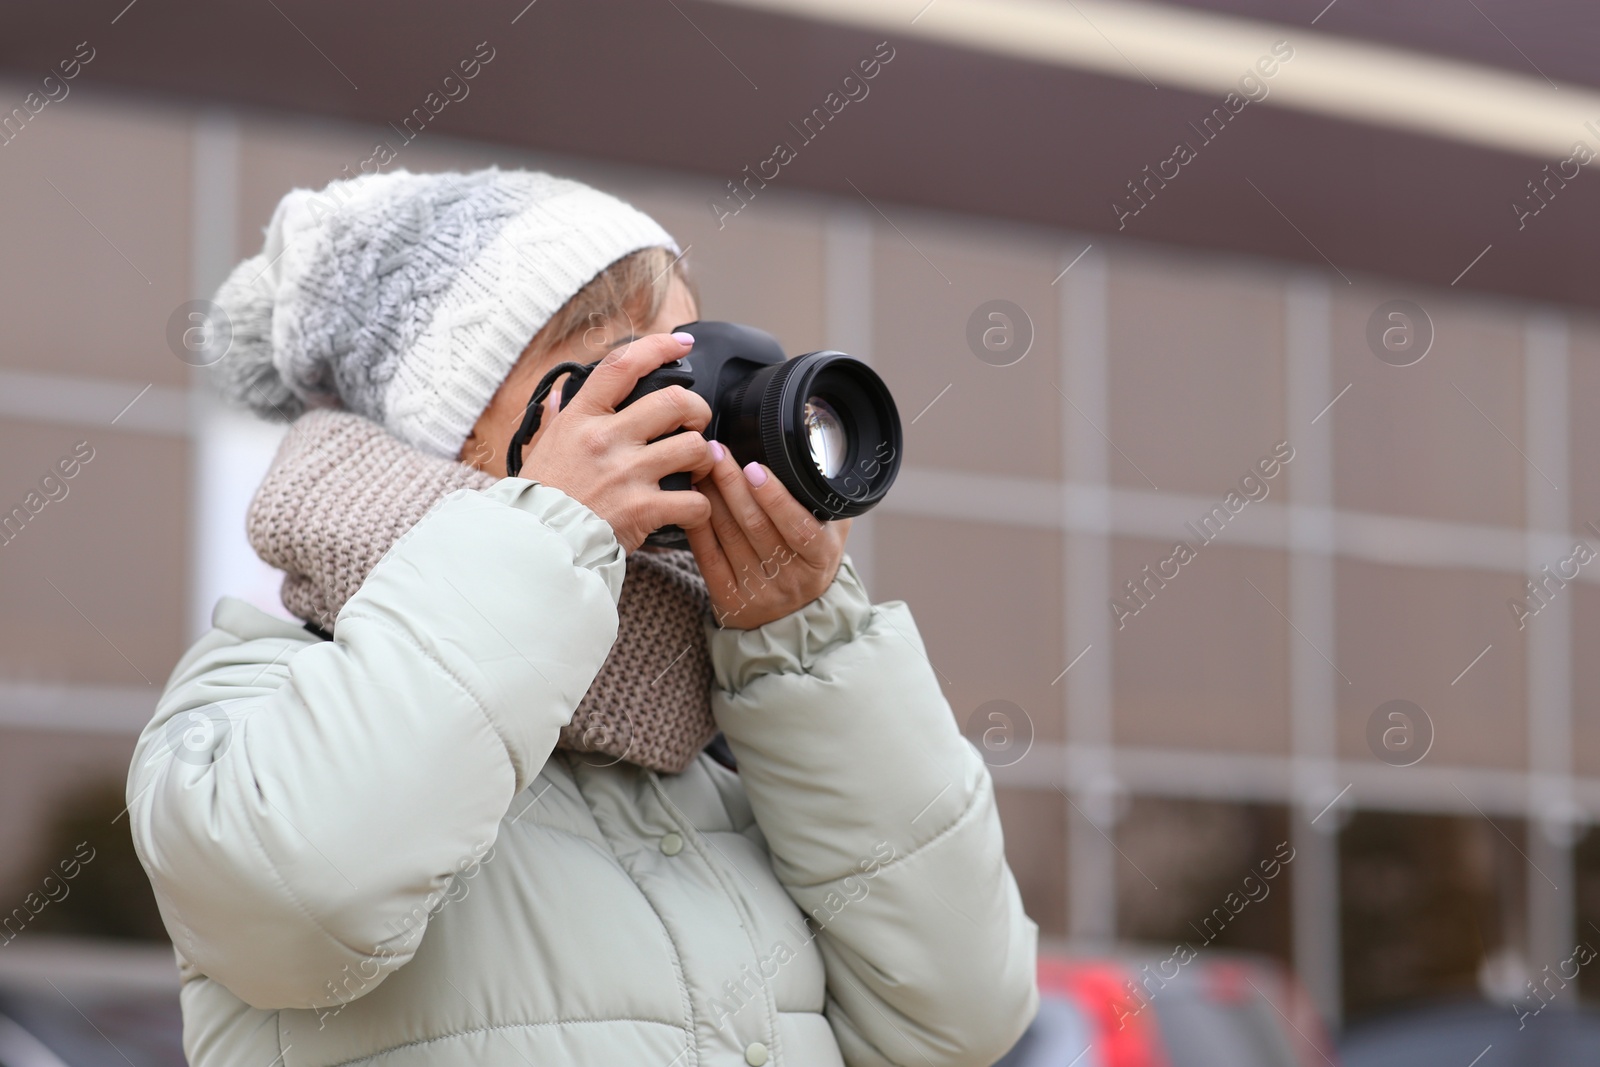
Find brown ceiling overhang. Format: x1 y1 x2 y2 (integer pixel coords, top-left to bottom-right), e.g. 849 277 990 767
4 0 1594 309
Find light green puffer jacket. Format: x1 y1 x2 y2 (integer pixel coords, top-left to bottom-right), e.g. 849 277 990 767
128 477 1038 1067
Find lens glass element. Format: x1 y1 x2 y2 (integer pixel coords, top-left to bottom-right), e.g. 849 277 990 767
804 396 847 478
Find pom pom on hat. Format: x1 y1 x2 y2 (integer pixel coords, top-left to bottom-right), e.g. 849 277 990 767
206 168 678 458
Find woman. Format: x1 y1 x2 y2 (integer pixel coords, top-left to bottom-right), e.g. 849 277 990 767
129 168 1037 1067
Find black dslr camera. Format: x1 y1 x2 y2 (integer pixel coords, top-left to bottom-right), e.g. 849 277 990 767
506 321 902 547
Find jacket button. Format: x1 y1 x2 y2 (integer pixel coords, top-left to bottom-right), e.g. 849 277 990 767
744 1041 768 1066
659 832 684 856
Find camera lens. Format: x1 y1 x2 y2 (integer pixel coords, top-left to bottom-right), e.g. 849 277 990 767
719 350 902 521
804 397 847 478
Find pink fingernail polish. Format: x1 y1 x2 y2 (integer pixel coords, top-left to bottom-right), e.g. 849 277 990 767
743 461 767 487
671 331 695 346
710 440 725 462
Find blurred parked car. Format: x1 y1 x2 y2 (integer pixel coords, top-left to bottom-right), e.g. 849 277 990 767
995 949 1336 1067
0 938 182 1067
0 992 183 1067
0 939 1348 1067
1340 998 1600 1067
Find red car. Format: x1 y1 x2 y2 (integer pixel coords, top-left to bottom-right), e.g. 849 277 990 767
995 950 1338 1067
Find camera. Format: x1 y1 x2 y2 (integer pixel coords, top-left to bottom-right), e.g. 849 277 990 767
506 321 902 548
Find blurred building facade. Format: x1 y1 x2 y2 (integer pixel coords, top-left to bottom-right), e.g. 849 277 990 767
4 0 1600 1033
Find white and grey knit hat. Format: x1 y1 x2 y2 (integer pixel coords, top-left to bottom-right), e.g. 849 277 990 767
208 167 679 458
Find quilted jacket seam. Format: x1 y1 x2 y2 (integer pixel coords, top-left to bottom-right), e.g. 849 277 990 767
324 1017 689 1067
784 765 987 892
337 609 522 777
566 759 700 1066
649 774 784 1065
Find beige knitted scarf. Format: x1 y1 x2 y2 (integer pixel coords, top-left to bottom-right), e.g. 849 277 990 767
245 409 719 774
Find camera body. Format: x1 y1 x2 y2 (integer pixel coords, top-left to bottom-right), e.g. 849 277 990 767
557 321 902 547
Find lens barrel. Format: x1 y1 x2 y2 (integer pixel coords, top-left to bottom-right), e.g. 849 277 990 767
719 351 902 520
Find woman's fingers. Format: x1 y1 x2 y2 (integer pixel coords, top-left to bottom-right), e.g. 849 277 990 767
639 431 716 483
704 447 789 568
688 450 855 629
567 332 694 415
707 445 835 566
696 467 762 579
610 385 712 442
648 484 713 532
682 488 740 609
735 461 834 565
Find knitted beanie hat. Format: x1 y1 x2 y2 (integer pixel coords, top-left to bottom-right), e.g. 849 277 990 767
207 167 679 458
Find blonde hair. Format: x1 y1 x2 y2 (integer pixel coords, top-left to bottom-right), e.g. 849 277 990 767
526 246 697 363
459 246 696 471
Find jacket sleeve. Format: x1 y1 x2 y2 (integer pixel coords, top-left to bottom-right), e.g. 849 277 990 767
706 557 1039 1067
127 479 624 1010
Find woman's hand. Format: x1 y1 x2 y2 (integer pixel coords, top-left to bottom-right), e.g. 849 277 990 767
521 332 717 553
684 445 851 629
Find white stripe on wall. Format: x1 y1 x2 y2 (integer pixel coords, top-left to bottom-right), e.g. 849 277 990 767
882 466 1584 577
1062 245 1117 944
5 385 1591 580
0 681 157 734
191 110 240 301
186 110 291 641
709 0 1599 162
1524 311 1576 973
994 742 1600 822
827 204 877 591
0 370 188 436
1286 273 1343 1025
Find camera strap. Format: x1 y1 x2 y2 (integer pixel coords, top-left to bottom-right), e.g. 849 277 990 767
505 361 587 478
